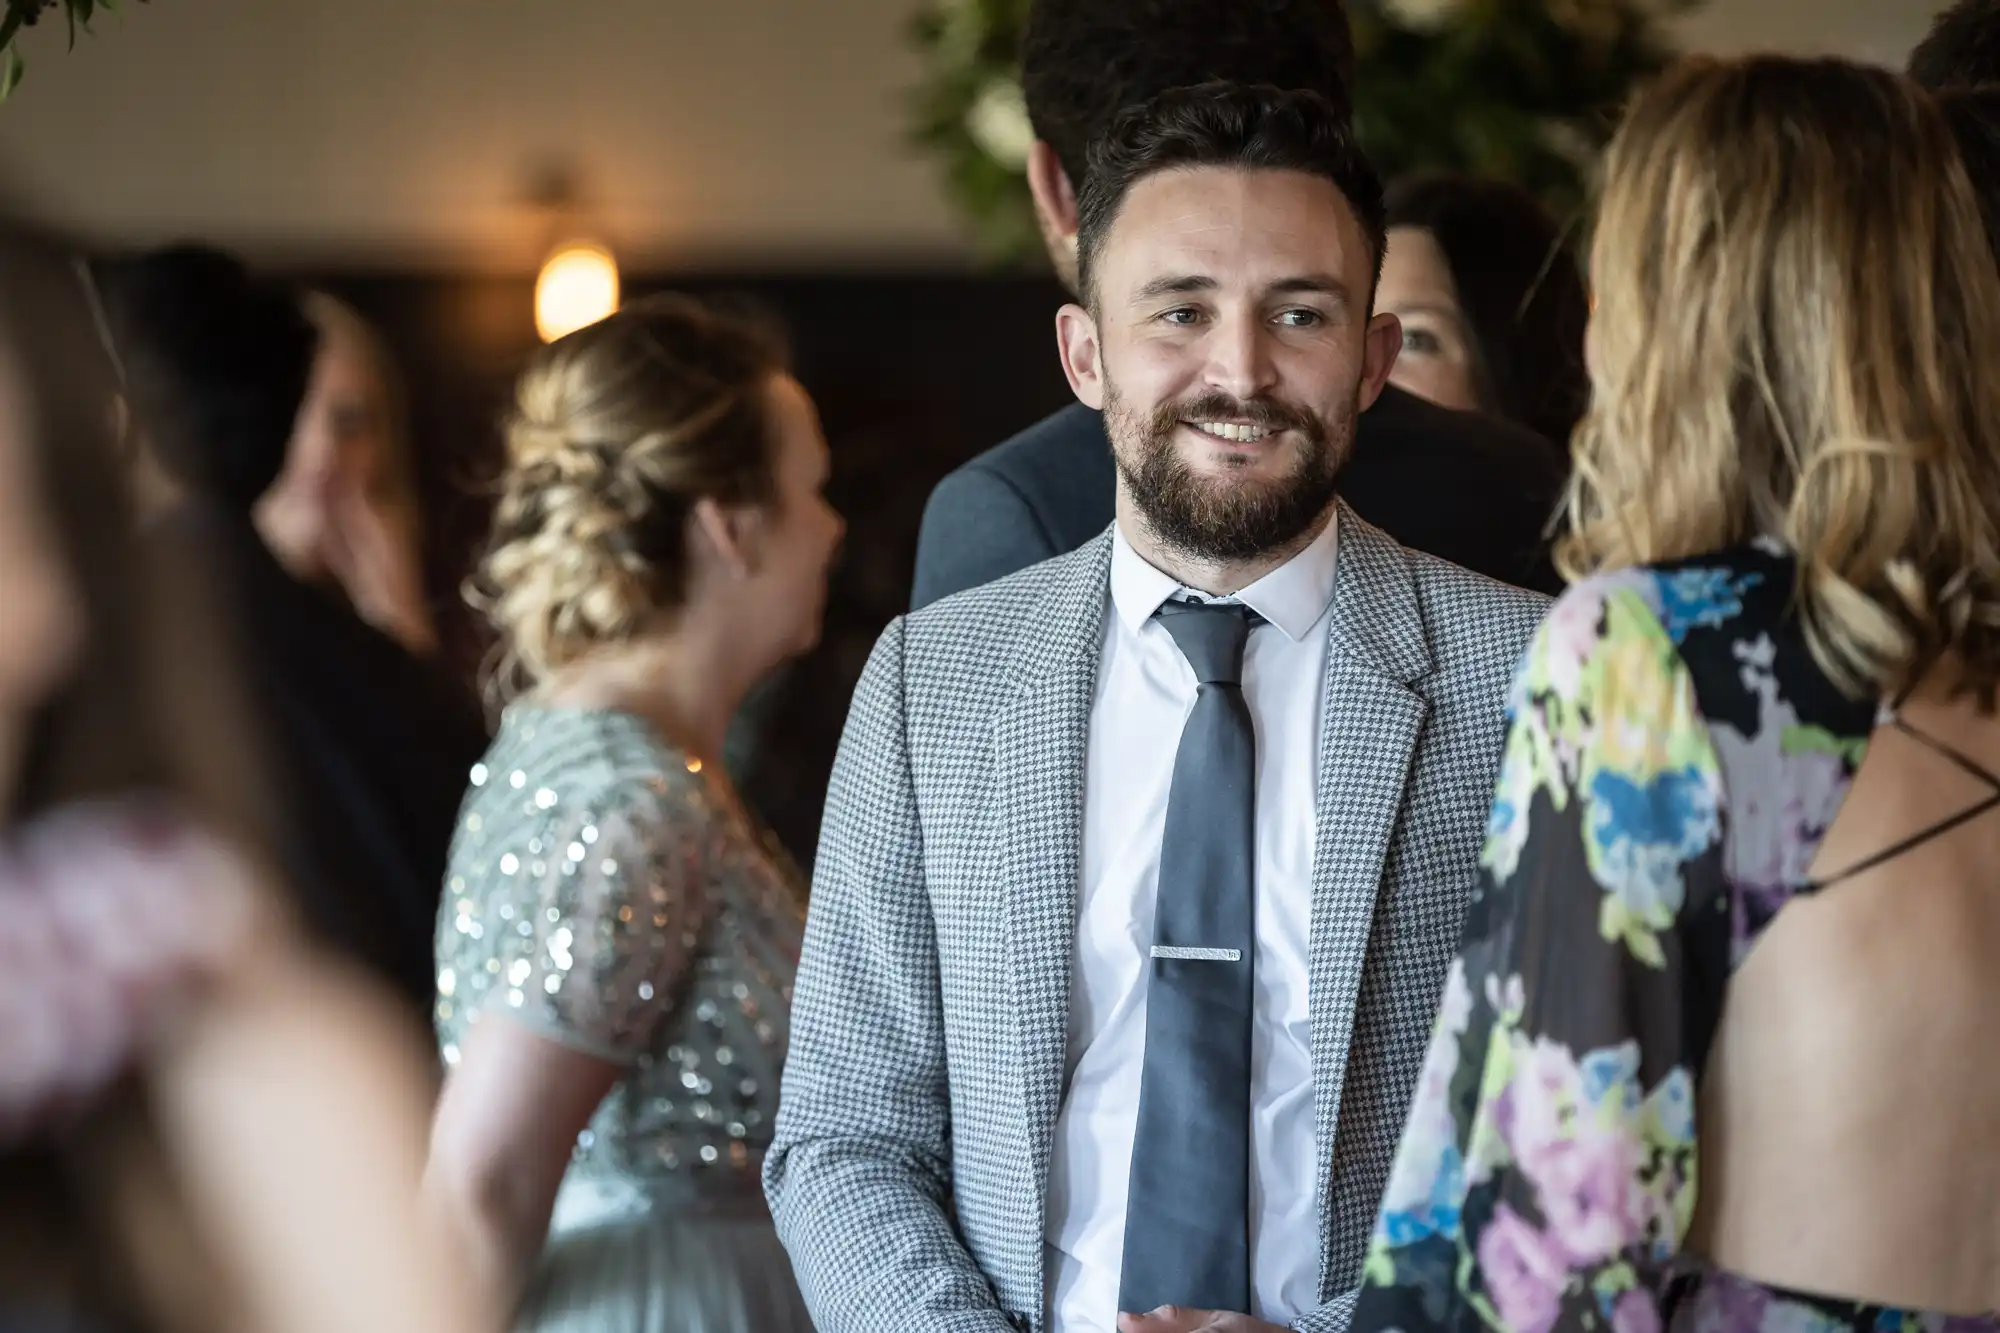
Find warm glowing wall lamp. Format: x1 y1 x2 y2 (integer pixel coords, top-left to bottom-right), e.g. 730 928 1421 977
534 241 620 343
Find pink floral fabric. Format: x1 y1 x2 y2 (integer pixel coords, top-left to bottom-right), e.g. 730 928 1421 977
0 801 255 1143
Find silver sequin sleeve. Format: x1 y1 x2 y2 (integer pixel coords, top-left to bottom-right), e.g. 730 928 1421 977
446 775 714 1064
437 707 803 1205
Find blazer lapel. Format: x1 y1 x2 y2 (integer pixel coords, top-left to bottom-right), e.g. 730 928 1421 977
994 530 1115 1255
1307 504 1431 1288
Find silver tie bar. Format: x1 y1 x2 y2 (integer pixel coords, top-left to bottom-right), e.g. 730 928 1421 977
1149 945 1242 962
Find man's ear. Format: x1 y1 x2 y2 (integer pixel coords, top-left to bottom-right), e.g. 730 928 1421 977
1027 140 1078 238
1056 303 1106 410
1358 311 1403 413
1028 139 1079 277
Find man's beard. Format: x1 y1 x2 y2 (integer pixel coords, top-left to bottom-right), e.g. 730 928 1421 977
1106 383 1354 563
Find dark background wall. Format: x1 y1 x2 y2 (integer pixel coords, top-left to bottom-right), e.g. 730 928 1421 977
303 269 1076 868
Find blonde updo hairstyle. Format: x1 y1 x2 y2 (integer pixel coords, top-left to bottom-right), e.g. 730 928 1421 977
1561 55 2000 702
471 294 788 704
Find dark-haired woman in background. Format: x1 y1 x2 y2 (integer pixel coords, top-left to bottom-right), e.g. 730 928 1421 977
1378 174 1589 451
259 292 438 659
423 294 842 1332
93 247 488 1026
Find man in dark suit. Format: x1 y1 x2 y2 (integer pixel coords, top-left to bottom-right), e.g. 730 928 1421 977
95 246 486 1026
913 0 1568 610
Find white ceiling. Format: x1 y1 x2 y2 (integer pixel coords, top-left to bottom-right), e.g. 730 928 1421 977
1671 0 1935 64
0 0 1945 271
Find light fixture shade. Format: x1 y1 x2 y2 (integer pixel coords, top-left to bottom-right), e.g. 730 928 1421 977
534 242 620 343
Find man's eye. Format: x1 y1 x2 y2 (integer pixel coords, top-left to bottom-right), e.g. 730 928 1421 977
1160 308 1201 326
1276 309 1323 328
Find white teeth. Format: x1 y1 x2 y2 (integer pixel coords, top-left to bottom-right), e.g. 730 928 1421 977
1193 422 1270 443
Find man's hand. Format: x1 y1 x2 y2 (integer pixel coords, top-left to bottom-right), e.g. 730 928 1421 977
1117 1308 1291 1333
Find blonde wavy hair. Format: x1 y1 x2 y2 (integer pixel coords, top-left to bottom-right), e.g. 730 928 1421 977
1561 55 2000 702
468 294 787 704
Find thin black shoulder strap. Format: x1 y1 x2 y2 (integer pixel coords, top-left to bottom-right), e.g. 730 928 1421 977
1889 716 2000 792
1811 716 2000 891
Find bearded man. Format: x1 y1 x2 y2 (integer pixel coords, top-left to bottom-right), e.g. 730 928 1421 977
768 83 1548 1333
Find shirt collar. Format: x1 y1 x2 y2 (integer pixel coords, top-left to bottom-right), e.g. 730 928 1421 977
1108 511 1340 643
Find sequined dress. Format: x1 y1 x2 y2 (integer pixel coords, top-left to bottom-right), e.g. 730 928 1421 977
436 706 811 1333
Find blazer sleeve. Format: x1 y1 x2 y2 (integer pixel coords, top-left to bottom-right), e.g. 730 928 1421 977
910 464 1059 612
764 617 1018 1333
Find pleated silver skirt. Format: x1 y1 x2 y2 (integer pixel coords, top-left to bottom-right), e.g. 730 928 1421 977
517 1176 814 1333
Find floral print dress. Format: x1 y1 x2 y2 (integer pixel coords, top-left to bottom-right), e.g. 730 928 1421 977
1352 543 1997 1333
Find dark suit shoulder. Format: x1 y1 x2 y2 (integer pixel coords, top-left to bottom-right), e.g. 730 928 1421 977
937 404 1116 552
912 459 1053 612
911 403 1119 610
1362 383 1565 473
1346 385 1567 594
957 401 1106 479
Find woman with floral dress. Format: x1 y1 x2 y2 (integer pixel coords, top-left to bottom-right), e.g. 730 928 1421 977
1354 56 2000 1333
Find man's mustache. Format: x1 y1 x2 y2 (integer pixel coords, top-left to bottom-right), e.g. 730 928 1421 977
1148 391 1326 443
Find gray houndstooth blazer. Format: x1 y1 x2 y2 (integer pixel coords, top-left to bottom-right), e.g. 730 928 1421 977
767 504 1549 1333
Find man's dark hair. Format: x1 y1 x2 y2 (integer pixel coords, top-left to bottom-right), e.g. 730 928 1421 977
1911 0 2000 89
1941 87 2000 266
1076 82 1386 308
1021 0 1354 190
91 244 317 513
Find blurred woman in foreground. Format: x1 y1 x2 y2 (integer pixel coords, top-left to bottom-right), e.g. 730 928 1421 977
0 230 481 1333
1356 57 2000 1331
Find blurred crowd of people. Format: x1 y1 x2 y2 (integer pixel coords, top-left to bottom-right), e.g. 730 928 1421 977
2 1 2000 1332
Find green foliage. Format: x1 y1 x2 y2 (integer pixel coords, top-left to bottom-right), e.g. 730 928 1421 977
905 0 1037 261
906 0 1697 263
1351 0 1695 228
0 0 146 103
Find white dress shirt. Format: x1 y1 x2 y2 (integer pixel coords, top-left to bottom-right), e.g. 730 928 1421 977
1044 515 1339 1332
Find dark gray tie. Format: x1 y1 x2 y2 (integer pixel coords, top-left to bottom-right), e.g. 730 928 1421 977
1118 599 1258 1316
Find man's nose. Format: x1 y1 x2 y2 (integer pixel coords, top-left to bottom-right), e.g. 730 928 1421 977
1202 312 1278 402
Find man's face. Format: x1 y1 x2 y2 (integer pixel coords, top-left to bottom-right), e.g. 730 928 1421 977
1058 165 1401 562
